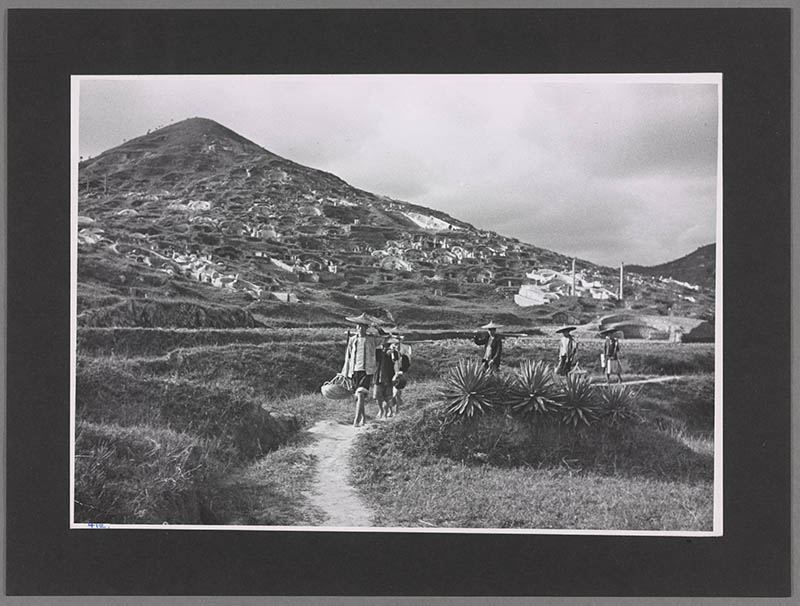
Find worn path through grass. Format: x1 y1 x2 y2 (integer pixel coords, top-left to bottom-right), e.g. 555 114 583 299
304 420 374 527
590 375 681 386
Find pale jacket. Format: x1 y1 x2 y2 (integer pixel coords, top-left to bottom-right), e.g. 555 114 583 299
341 334 382 377
559 335 578 358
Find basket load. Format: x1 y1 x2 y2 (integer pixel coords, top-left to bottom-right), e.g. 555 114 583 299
321 374 353 400
392 372 407 390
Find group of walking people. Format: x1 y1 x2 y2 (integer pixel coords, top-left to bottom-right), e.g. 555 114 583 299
339 313 409 427
337 314 625 428
475 321 623 384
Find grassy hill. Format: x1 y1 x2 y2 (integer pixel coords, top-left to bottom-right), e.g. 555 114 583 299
628 244 716 289
77 117 715 330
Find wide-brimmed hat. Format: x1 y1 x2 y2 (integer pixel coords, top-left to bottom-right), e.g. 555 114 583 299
481 321 504 329
345 312 382 325
555 325 577 334
386 334 404 344
599 327 618 336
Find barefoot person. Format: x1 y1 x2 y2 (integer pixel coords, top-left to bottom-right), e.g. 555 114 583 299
477 321 503 372
387 336 409 416
373 339 396 419
341 313 386 427
555 325 579 376
601 328 623 384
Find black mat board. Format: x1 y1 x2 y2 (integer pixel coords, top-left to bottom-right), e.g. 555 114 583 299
6 8 791 596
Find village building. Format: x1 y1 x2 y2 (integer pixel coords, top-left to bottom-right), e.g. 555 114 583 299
219 220 248 236
493 272 523 288
187 200 212 211
402 249 427 263
189 216 218 228
375 255 413 272
429 249 457 265
296 204 322 217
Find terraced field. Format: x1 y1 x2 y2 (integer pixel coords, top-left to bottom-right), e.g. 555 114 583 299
74 326 715 529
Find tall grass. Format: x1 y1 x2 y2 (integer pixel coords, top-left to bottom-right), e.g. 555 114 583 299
78 297 259 328
79 343 344 404
77 327 346 357
77 357 299 461
207 445 327 526
636 375 715 434
74 320 715 528
350 457 713 530
74 421 214 524
350 377 714 530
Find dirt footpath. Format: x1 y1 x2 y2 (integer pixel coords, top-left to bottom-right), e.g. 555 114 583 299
592 375 681 386
304 420 374 527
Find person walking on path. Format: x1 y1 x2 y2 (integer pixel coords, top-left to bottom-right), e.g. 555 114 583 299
555 325 579 376
387 336 409 416
341 313 387 427
600 328 623 384
373 339 399 419
477 321 503 372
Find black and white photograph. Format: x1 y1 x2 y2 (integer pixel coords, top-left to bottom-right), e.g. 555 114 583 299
71 74 721 534
6 7 792 597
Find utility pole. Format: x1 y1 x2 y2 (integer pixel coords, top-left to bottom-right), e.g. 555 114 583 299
619 262 624 303
571 258 576 296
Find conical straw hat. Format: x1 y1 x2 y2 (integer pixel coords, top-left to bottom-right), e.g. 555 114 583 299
480 321 504 329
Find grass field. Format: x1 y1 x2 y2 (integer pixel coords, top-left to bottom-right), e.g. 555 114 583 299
350 377 714 530
74 325 716 529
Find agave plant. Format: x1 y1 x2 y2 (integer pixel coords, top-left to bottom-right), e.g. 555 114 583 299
598 384 642 427
509 360 560 418
559 372 598 427
439 358 496 419
488 370 518 409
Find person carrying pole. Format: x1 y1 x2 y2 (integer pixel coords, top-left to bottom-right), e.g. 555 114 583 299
374 334 408 418
600 328 623 384
341 313 387 427
555 325 579 376
388 335 410 416
477 321 503 372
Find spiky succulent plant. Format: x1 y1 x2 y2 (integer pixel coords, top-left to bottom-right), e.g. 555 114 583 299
598 384 642 427
559 372 598 427
488 370 518 409
508 360 560 418
439 358 496 419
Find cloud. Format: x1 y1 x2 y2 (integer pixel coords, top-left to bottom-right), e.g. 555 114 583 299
519 83 718 178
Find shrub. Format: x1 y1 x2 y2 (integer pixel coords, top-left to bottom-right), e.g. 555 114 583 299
439 358 496 419
558 373 598 427
508 360 560 419
597 384 642 427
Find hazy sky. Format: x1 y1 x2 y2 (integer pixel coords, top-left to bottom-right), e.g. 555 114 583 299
77 75 720 267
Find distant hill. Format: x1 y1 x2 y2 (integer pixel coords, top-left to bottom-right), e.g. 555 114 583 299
627 244 716 290
76 117 715 328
